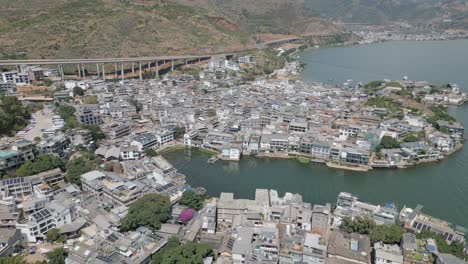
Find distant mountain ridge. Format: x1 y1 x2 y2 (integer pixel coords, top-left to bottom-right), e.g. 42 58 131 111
305 0 468 24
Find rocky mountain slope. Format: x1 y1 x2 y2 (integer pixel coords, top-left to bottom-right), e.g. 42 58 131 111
0 0 337 59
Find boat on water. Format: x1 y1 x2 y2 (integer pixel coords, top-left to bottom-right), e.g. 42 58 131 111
207 157 218 164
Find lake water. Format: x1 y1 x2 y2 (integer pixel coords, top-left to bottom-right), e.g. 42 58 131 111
164 40 468 227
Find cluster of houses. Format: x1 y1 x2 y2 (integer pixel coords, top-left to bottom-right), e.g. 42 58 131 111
0 56 467 263
0 154 188 263
194 190 467 264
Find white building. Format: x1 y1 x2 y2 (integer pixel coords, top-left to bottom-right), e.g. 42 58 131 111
374 242 404 264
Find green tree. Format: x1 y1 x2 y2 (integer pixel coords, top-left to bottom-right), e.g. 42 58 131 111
417 230 468 260
0 96 32 136
120 193 171 231
82 95 98 104
152 237 213 264
377 136 400 151
0 256 26 264
16 155 65 177
81 124 106 141
179 190 205 211
144 148 158 157
73 86 84 96
65 152 102 185
427 105 456 128
45 247 68 264
402 133 418 143
128 98 142 114
46 228 65 243
57 105 76 120
370 224 404 244
174 126 186 139
340 217 376 235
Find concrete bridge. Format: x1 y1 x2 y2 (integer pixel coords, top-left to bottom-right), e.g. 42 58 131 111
0 53 235 80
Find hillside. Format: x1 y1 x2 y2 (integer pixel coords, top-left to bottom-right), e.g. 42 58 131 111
0 0 336 59
304 0 468 25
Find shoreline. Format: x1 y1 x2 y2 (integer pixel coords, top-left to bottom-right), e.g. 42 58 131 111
160 143 464 172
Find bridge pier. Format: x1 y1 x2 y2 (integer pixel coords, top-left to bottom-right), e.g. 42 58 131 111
102 63 106 80
147 61 151 72
139 62 142 80
114 63 118 78
121 63 124 81
155 60 159 78
81 64 86 78
58 64 64 81
96 63 100 77
131 62 135 75
171 60 174 72
77 64 81 78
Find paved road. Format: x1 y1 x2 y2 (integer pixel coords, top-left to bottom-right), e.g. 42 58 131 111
0 53 236 66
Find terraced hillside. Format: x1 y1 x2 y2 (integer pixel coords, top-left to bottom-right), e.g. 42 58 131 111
0 0 336 59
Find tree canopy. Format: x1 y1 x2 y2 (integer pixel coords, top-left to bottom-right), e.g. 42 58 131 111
369 224 404 244
377 136 400 151
174 126 186 139
120 193 171 231
427 105 456 128
144 148 158 157
57 105 78 130
73 86 84 96
46 228 66 243
81 124 106 141
16 155 65 177
0 96 32 136
152 237 213 264
45 247 68 264
0 256 26 264
65 152 102 185
417 230 468 260
179 190 205 211
340 217 376 235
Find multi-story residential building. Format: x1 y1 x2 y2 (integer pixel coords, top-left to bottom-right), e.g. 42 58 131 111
131 133 159 151
400 205 466 244
155 129 174 146
300 137 332 160
303 233 327 264
334 192 398 226
0 140 35 171
436 120 464 136
69 129 93 146
326 230 371 264
80 170 106 196
341 147 370 165
374 242 404 264
120 146 141 160
0 177 33 198
434 253 466 264
0 228 22 257
1 71 30 86
0 81 16 95
75 107 102 125
311 203 331 235
289 121 308 133
17 193 78 242
108 123 132 139
26 67 44 82
36 134 71 158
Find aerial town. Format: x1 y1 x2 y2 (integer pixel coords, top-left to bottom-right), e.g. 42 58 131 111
0 53 467 263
